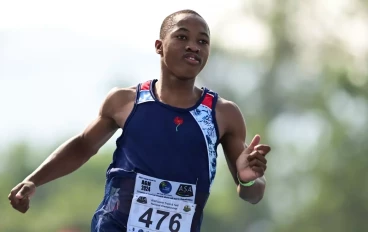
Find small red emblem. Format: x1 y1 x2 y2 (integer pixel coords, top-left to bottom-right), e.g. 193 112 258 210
174 116 184 132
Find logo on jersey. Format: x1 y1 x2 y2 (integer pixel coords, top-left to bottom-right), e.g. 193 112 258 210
159 181 172 194
183 205 191 212
141 180 151 192
174 116 184 132
176 184 194 197
136 196 147 204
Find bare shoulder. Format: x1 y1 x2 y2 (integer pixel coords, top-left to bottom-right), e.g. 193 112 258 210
100 86 137 126
216 97 242 113
215 96 246 139
105 86 137 104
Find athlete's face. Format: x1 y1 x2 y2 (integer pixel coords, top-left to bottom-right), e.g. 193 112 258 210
155 14 210 80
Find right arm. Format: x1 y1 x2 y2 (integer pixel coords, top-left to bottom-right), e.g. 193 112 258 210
8 87 134 213
24 117 117 187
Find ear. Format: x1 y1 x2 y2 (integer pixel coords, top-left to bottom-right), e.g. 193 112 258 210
155 39 163 55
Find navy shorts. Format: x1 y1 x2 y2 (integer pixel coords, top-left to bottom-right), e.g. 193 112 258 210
91 176 135 232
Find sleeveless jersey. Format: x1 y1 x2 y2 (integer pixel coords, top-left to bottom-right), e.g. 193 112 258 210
91 79 220 232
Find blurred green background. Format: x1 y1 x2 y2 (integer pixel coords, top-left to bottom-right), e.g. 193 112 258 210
1 0 368 231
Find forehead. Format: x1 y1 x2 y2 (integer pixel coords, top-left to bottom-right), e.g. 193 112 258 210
171 14 209 34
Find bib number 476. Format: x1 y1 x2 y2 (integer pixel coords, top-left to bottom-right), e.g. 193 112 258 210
139 208 182 232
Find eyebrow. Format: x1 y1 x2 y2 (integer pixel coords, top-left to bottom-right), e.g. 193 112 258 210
174 27 209 39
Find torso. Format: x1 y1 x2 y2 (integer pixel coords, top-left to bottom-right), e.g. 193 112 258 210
92 79 230 232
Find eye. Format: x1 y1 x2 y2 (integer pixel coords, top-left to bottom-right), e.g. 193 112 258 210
199 39 209 45
177 35 187 40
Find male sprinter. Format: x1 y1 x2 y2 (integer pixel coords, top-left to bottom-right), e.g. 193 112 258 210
9 9 271 232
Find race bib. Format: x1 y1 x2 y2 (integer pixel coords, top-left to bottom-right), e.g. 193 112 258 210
127 174 197 232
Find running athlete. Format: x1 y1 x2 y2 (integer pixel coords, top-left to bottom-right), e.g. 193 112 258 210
8 9 271 232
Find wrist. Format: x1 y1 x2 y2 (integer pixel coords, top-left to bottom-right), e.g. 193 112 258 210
24 175 39 187
237 172 256 187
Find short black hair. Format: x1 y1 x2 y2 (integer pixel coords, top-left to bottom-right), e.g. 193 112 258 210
159 9 206 39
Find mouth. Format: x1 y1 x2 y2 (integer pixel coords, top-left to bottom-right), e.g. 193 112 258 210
183 53 201 65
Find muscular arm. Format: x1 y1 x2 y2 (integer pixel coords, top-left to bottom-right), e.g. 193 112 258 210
218 100 266 204
9 87 136 213
24 87 131 187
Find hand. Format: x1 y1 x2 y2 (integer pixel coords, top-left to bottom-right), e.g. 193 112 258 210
236 134 271 183
8 181 36 213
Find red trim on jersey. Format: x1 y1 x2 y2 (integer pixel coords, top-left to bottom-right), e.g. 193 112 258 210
202 93 214 109
140 80 151 91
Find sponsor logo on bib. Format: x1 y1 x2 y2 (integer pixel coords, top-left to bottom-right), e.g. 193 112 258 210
159 181 172 194
176 184 193 197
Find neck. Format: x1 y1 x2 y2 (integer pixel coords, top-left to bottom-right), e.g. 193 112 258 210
155 68 200 108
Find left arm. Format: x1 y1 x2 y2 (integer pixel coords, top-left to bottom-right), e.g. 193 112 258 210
218 100 270 204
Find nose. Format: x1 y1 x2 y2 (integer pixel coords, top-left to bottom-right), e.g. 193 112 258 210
185 43 200 53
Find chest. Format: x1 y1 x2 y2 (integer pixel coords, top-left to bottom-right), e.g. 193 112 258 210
115 100 226 142
125 104 209 149
117 103 216 187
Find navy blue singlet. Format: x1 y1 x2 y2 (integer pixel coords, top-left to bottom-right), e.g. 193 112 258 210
91 79 220 232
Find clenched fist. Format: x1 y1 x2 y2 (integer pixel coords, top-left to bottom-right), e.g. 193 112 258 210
8 181 36 213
